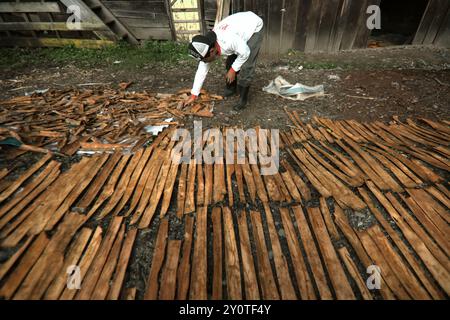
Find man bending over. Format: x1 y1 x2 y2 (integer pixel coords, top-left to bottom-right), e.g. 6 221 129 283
186 11 264 111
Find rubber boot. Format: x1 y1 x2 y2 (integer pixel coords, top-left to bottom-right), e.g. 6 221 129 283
223 79 237 97
233 85 249 111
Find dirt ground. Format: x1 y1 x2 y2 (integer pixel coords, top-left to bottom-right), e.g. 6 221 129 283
1 45 449 130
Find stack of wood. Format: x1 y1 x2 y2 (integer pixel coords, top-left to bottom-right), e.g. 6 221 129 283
0 115 449 300
0 88 221 157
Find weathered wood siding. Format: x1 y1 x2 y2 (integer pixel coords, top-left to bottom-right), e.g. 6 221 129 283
0 0 116 48
221 0 382 54
413 0 450 47
205 0 450 54
101 0 172 40
203 0 217 30
1 0 450 51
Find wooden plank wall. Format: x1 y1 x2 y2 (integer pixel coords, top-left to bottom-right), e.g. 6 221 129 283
207 0 449 55
274 0 383 54
0 0 115 48
101 1 172 40
413 0 450 47
2 1 450 50
0 1 87 40
203 0 217 30
204 0 379 55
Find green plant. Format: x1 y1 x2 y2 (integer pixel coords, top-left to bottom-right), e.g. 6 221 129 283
0 40 192 70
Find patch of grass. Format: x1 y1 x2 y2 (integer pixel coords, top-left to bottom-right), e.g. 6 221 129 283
0 40 192 70
302 62 338 70
286 49 304 57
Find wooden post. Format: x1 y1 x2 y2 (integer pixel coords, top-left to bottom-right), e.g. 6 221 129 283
165 0 177 41
215 0 230 25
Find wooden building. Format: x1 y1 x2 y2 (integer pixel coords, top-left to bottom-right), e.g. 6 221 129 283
0 0 449 53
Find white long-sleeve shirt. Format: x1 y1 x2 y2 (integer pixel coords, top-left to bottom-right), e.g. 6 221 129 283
191 11 263 96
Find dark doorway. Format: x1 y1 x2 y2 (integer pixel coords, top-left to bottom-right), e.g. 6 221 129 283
369 0 429 47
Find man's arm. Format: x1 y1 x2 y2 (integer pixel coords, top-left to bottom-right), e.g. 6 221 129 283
230 37 251 72
191 61 210 97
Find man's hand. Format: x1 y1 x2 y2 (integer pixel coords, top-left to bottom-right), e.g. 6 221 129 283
183 94 197 106
226 68 236 84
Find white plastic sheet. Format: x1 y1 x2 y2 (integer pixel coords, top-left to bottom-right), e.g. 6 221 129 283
144 117 173 136
263 76 324 101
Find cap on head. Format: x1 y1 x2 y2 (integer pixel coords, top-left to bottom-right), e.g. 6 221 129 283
188 31 217 61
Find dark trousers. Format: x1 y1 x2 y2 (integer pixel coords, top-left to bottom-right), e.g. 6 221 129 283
225 28 264 87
